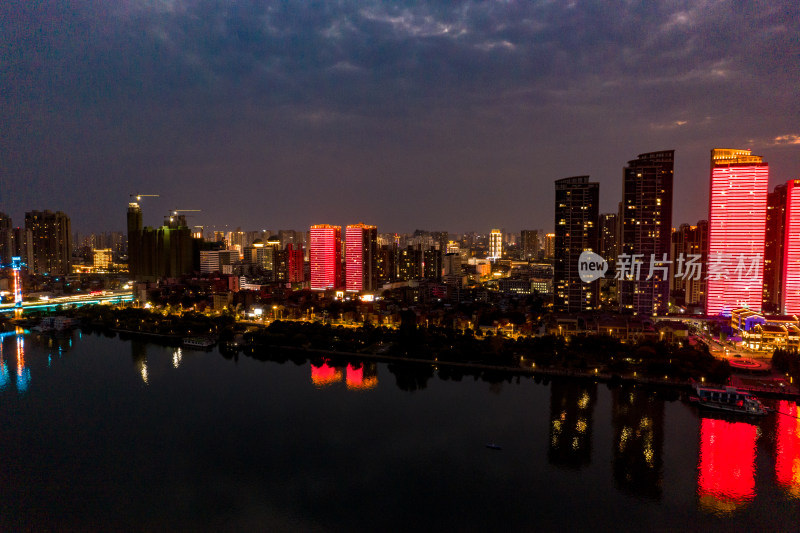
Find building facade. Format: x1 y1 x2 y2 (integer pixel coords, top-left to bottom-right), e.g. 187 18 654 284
782 179 800 315
618 150 674 315
706 149 769 316
25 210 72 276
345 224 378 292
764 183 788 313
554 176 600 313
489 229 502 261
310 225 341 290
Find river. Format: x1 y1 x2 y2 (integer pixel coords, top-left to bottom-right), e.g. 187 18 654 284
1 330 798 531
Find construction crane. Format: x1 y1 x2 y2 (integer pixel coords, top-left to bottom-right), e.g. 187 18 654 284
166 209 201 227
129 193 159 204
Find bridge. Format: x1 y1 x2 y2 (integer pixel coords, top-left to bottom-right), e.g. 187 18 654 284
0 291 134 314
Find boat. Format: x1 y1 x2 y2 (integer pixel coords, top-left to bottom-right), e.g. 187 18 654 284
182 336 216 348
485 443 503 450
690 384 769 416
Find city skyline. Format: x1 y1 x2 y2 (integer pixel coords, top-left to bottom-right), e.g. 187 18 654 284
2 1 799 234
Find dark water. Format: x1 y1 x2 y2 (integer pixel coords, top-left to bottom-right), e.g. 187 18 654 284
1 331 798 532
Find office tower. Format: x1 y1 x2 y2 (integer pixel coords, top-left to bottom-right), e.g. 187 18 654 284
764 183 788 313
25 210 72 275
670 221 708 308
0 212 12 265
345 223 378 292
598 214 618 264
782 179 800 315
706 149 769 316
544 233 556 259
520 230 539 261
618 150 674 315
554 176 600 312
489 229 502 261
310 225 341 290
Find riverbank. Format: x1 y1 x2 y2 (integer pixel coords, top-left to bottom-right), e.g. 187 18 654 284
244 343 800 401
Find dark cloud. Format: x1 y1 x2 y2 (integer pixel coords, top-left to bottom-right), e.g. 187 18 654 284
2 0 799 233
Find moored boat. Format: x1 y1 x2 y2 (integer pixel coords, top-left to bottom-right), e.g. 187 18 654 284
690 383 769 416
182 336 216 348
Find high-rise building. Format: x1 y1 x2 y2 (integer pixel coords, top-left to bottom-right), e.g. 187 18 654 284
598 214 618 265
618 150 674 315
520 230 539 261
310 225 341 291
130 207 197 280
670 222 708 308
423 246 443 281
345 224 378 292
544 233 556 260
25 210 72 275
12 227 34 269
127 200 144 278
764 183 788 313
554 176 599 313
0 212 12 265
489 229 502 261
286 243 305 283
782 179 800 315
706 149 769 316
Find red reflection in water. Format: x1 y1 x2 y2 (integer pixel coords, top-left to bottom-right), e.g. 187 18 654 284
346 364 377 390
698 418 757 513
311 361 342 387
776 401 800 498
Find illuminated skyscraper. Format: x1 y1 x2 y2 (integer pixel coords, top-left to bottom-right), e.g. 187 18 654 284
763 183 788 313
706 149 769 316
619 150 674 315
489 229 502 261
782 179 800 315
554 176 599 312
345 224 378 292
310 224 341 291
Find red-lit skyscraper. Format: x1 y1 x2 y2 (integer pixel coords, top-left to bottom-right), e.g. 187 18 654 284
782 179 800 315
310 225 341 291
706 149 769 316
346 223 378 292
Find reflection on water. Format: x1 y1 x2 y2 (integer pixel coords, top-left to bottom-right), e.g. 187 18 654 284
131 340 149 385
16 334 30 393
346 363 378 390
612 386 664 499
775 401 800 498
698 417 757 514
172 347 182 369
311 361 342 387
549 379 597 469
0 350 7 391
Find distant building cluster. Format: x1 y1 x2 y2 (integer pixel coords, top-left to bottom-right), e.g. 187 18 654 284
551 148 800 318
4 146 798 324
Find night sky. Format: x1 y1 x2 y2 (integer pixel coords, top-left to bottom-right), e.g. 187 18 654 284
2 1 799 235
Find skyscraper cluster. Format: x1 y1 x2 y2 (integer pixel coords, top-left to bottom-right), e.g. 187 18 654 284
0 210 72 276
553 148 800 316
